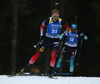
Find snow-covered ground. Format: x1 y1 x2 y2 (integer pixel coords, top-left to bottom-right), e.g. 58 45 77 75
0 75 100 84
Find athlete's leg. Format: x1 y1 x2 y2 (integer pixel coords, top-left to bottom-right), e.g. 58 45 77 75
21 37 50 73
50 48 57 67
21 48 43 73
54 46 67 74
69 49 77 73
29 39 49 64
70 55 75 72
29 49 42 64
48 48 57 77
56 53 63 68
49 42 58 77
56 46 67 69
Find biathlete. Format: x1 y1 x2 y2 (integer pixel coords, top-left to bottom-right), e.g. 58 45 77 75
54 23 88 75
20 8 69 77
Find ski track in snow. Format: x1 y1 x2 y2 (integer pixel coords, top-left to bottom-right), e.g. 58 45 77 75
0 75 100 84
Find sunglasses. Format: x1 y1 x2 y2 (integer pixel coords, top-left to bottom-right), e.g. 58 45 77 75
52 15 59 18
71 28 76 30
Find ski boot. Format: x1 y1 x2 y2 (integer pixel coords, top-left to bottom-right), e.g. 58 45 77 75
16 63 31 76
48 66 53 78
53 68 59 75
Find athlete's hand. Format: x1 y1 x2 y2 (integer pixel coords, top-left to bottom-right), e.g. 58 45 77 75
80 33 84 37
80 33 88 40
59 35 63 40
84 36 88 40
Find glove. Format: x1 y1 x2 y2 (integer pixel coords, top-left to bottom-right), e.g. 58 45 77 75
80 33 88 40
80 33 84 37
59 35 63 40
84 36 88 40
40 36 43 41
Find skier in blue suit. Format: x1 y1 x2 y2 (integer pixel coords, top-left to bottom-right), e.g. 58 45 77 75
54 23 88 75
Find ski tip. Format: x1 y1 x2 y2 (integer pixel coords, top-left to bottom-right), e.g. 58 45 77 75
7 75 14 77
8 75 11 77
48 76 57 79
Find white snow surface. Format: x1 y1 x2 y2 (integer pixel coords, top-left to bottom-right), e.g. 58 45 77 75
0 75 100 84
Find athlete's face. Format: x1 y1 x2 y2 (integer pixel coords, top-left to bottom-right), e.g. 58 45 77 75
71 28 76 33
52 13 59 22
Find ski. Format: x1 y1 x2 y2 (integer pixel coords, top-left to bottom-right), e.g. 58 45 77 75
8 72 31 77
48 76 58 79
8 72 72 77
56 73 72 76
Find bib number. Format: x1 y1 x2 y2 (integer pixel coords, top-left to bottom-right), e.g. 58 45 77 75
70 38 74 42
51 29 57 34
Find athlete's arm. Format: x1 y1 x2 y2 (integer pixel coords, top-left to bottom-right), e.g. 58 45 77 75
40 18 49 36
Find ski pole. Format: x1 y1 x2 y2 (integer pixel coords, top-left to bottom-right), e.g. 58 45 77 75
75 15 78 24
34 40 43 48
56 40 64 57
76 38 83 65
56 32 66 57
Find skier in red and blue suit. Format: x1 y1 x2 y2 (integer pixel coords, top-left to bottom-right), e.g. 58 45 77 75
20 9 69 77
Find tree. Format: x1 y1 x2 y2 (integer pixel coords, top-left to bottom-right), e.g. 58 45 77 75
10 0 18 75
10 0 31 74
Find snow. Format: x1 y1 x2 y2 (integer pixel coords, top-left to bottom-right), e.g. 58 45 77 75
0 75 100 84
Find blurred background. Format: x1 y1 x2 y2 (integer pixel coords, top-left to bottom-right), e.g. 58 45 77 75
0 0 100 76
